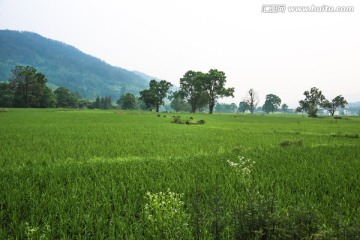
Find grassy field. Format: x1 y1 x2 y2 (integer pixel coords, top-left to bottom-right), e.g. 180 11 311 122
0 109 359 239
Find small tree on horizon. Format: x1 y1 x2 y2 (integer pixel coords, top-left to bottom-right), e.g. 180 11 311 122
139 79 172 112
117 93 137 110
244 89 259 114
262 94 281 113
322 95 348 116
298 87 325 117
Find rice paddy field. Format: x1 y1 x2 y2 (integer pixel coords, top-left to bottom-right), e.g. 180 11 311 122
0 109 359 239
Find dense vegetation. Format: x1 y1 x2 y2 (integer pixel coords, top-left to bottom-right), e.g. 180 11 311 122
0 30 149 99
1 109 359 239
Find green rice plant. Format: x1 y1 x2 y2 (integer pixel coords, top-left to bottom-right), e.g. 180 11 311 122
0 109 359 239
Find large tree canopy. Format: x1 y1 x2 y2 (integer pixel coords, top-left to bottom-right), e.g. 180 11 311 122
179 71 208 113
298 87 326 117
139 79 172 112
238 101 250 113
117 93 137 110
262 94 281 113
322 95 348 116
9 65 55 108
179 69 234 114
203 69 235 114
54 86 79 108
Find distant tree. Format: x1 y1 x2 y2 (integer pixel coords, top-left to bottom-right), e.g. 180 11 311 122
298 87 325 117
230 103 237 113
322 95 348 116
202 69 234 114
238 101 249 113
54 86 79 108
104 96 112 109
281 103 288 113
117 93 137 110
40 87 56 108
0 82 14 107
179 70 208 113
10 65 54 108
94 96 101 109
262 94 281 113
244 89 259 114
139 79 172 112
169 91 190 112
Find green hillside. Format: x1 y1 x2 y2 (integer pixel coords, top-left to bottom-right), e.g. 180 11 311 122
0 30 149 99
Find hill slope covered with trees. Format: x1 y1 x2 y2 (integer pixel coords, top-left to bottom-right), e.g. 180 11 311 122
0 30 149 100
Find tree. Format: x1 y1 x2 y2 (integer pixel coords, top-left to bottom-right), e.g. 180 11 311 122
238 101 249 113
169 91 190 112
179 70 208 113
281 103 288 113
202 69 234 114
322 95 348 116
139 79 172 112
298 87 325 117
10 65 54 108
0 82 14 107
40 86 56 108
262 94 281 113
230 103 237 113
244 89 259 114
117 93 137 110
54 86 79 108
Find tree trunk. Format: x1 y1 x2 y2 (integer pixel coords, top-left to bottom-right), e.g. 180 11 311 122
209 99 215 114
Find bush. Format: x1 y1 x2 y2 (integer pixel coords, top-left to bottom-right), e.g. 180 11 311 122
171 116 205 125
280 140 303 147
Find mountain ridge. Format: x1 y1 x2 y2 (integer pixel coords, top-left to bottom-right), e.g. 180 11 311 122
0 30 151 100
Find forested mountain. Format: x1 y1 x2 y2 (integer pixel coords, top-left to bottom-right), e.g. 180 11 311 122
0 30 150 99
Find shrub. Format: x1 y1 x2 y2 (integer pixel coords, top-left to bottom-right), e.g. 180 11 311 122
280 140 303 147
171 116 205 125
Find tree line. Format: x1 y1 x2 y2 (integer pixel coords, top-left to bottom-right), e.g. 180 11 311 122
0 65 349 117
0 65 116 109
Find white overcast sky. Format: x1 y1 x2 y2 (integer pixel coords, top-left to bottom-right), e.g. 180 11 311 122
0 0 359 107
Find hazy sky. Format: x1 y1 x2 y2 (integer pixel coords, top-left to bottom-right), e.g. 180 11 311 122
1 0 359 107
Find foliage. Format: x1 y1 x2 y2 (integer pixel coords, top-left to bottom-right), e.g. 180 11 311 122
0 82 14 107
298 87 326 117
322 95 348 116
169 91 191 112
171 116 205 125
262 94 281 113
139 79 172 112
202 69 235 114
214 103 234 113
54 86 79 108
244 89 259 114
238 101 250 113
178 69 234 114
9 65 55 108
116 93 137 110
179 71 208 113
91 96 113 109
281 103 288 113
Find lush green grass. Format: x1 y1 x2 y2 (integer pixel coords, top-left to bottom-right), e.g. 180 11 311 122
1 109 359 239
